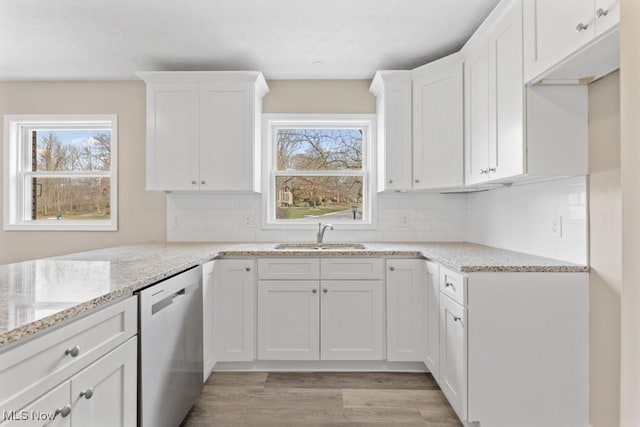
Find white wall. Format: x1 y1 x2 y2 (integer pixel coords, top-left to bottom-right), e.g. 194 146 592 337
620 1 640 425
0 81 166 265
167 192 468 243
466 176 588 264
588 71 621 427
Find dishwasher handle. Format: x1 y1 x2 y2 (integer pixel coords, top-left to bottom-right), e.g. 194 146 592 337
151 286 190 315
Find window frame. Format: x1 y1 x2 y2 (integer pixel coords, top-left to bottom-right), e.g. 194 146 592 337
261 113 377 230
3 114 118 231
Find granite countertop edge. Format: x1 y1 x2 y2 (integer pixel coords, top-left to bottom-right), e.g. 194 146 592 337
0 242 588 349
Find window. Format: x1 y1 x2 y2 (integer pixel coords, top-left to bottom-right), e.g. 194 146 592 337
3 115 117 231
262 114 376 228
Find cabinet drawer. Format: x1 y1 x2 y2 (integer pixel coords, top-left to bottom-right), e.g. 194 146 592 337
320 258 384 280
258 258 320 280
0 296 137 411
439 267 466 305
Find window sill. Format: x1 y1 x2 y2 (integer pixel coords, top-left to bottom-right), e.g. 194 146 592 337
4 221 117 231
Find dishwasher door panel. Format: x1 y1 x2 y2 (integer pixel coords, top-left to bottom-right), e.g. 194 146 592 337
139 266 203 427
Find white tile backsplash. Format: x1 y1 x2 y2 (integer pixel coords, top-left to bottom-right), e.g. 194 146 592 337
167 176 588 264
465 176 588 264
167 192 468 243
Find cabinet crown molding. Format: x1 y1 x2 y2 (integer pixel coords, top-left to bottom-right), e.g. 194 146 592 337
136 71 269 96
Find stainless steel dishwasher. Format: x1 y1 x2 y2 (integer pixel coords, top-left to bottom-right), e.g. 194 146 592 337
138 266 203 427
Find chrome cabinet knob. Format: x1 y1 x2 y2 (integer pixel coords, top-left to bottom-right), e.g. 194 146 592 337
596 8 608 18
80 388 94 400
388 179 393 184
445 281 454 289
312 289 317 294
488 167 496 173
65 345 80 357
389 266 395 271
245 267 251 272
480 169 488 175
191 180 197 185
55 405 71 418
453 316 461 322
575 22 588 32
201 181 206 185
323 288 328 293
415 179 420 183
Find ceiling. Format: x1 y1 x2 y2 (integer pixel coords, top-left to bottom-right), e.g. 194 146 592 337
0 0 500 81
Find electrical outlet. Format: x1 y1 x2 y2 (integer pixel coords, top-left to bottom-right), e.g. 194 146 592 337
551 215 562 238
398 214 410 228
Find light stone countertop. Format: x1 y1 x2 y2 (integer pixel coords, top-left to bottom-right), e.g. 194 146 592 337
0 241 588 349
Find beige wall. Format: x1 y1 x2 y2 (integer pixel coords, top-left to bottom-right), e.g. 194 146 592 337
264 80 375 113
588 71 621 427
620 1 640 425
0 81 166 264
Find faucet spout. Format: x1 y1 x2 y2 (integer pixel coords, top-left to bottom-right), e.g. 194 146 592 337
316 222 334 243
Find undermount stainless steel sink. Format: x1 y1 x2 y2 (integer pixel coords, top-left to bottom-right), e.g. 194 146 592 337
273 243 367 250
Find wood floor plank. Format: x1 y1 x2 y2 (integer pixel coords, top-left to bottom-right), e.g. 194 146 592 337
181 372 461 427
342 389 449 409
265 372 439 390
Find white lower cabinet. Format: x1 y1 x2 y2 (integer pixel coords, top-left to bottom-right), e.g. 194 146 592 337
257 281 320 360
439 293 468 421
213 259 256 362
202 260 215 380
0 297 138 427
256 258 384 361
3 382 71 427
320 281 384 360
69 337 137 427
386 259 426 362
424 261 440 381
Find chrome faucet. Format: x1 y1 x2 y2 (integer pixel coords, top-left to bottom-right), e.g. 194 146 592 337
316 222 334 243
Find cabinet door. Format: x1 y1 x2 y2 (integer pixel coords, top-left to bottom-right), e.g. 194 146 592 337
70 337 137 427
523 0 595 82
386 260 426 362
202 261 215 380
595 0 619 36
146 82 200 191
257 281 320 360
320 281 384 360
199 82 255 191
412 53 463 189
424 262 440 382
378 79 413 191
4 382 71 427
463 37 490 185
439 294 467 421
213 260 256 362
488 0 524 181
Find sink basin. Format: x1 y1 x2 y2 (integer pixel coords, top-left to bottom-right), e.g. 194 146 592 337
273 243 366 250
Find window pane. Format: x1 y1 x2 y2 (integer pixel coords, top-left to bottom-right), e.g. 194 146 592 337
275 176 363 221
276 129 362 170
31 177 111 220
33 130 112 172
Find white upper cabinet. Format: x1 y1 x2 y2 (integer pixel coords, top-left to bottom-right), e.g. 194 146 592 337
463 0 588 185
412 53 464 189
369 71 413 191
463 32 490 186
370 57 463 191
523 0 619 83
140 71 269 192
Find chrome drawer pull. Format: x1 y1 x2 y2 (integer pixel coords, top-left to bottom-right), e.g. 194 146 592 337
55 405 71 418
80 388 94 400
453 316 461 322
65 345 80 357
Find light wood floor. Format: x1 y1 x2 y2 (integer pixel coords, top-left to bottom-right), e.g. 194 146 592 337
181 372 462 426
